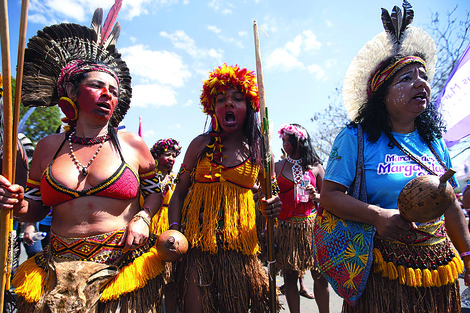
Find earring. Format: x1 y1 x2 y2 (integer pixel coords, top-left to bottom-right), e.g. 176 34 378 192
58 97 78 121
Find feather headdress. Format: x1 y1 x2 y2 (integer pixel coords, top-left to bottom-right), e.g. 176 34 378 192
343 0 436 121
21 0 131 127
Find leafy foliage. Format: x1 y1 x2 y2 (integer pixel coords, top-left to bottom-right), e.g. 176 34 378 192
11 78 61 145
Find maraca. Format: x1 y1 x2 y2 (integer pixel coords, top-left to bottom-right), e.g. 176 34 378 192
397 168 456 223
156 229 189 262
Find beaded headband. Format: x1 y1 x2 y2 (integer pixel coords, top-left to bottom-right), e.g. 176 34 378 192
150 138 182 158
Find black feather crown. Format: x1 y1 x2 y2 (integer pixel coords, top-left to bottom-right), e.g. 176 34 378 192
21 8 131 127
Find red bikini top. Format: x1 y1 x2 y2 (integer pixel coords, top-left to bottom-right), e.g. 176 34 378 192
37 133 140 207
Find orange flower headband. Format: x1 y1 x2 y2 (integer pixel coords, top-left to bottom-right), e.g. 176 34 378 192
200 63 259 115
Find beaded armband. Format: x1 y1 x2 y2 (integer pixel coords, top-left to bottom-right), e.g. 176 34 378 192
175 164 190 183
140 171 162 198
24 178 45 206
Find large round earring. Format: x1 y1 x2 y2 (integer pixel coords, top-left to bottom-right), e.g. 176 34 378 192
211 114 219 132
58 97 78 121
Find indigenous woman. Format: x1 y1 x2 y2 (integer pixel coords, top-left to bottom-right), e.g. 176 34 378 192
275 123 329 313
320 2 470 312
168 64 282 313
150 138 182 313
0 8 165 312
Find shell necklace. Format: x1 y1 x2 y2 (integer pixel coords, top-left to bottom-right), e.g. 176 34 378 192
68 131 105 176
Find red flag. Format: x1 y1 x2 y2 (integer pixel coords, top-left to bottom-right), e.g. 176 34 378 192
138 116 142 137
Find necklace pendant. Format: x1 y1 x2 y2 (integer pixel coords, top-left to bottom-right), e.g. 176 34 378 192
82 167 88 176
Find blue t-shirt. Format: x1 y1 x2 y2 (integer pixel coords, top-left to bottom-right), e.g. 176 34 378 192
324 126 456 209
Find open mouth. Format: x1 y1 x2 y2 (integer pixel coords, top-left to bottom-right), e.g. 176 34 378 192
225 112 236 123
413 92 427 101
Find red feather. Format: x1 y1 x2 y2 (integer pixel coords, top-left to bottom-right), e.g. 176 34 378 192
100 0 123 45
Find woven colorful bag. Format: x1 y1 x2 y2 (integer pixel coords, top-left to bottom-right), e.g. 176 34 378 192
313 125 376 306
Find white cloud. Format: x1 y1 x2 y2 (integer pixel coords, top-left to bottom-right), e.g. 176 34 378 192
183 99 193 107
207 25 221 34
265 30 324 78
131 84 177 108
326 19 333 28
238 31 248 37
208 0 233 14
306 64 325 80
265 48 303 71
160 30 223 63
120 44 191 87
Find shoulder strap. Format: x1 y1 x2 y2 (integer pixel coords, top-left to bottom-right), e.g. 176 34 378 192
351 125 367 202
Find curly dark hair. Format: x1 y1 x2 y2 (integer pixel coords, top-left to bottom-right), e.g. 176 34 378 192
198 104 261 165
286 123 322 169
351 55 446 145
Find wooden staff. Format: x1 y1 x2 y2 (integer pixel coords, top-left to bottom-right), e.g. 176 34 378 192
253 20 276 313
0 0 28 309
0 0 15 308
12 0 29 183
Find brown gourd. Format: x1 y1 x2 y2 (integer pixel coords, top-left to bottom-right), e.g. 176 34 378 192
156 230 189 262
397 168 456 223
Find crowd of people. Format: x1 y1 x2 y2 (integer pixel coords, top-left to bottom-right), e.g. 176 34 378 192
1 1 470 313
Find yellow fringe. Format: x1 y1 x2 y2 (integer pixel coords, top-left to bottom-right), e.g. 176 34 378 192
373 247 464 288
11 257 47 303
182 181 259 255
373 249 383 273
100 246 164 301
415 268 423 287
423 268 432 287
432 269 442 287
398 265 406 285
406 267 416 287
388 262 398 280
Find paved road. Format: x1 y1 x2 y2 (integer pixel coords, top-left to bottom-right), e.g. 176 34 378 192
276 271 468 313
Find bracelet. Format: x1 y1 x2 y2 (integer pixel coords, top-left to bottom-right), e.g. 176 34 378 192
134 211 151 227
141 207 151 215
460 251 470 258
169 222 180 229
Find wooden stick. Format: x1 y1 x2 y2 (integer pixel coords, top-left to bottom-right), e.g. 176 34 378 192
0 0 14 309
12 0 29 183
253 20 276 313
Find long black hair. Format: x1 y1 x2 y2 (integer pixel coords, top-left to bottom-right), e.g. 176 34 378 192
351 55 446 145
286 123 322 169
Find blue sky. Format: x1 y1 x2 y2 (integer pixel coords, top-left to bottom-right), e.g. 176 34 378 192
3 0 470 171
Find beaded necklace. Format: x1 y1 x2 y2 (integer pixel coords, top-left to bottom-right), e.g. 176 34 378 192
69 132 111 145
68 131 105 176
286 156 303 185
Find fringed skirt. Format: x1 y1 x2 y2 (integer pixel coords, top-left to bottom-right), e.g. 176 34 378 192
13 229 165 313
343 220 463 313
275 215 316 275
175 247 281 313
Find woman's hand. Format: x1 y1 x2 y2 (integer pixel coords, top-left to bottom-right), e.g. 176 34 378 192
0 175 24 211
22 223 37 246
121 213 151 253
373 208 415 241
306 184 319 202
260 195 282 219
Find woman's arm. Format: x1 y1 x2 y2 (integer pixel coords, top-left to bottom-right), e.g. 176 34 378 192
320 180 412 241
444 198 470 286
168 135 207 230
